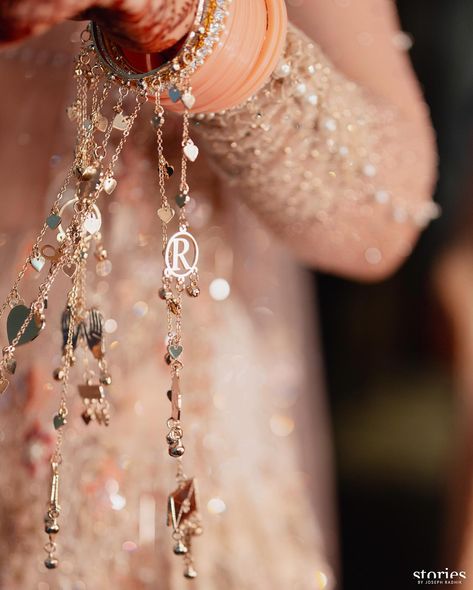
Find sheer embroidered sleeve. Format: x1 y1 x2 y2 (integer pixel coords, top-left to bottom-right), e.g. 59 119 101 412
195 24 438 279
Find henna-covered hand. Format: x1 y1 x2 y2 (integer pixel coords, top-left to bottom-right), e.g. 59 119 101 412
0 0 198 53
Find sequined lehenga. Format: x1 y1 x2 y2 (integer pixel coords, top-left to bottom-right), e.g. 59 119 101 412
0 17 436 590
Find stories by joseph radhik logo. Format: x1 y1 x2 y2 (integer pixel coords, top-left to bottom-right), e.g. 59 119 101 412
413 569 467 585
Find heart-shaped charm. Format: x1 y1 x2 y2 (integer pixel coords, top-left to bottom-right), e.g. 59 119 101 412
103 177 117 195
183 140 199 162
7 305 44 346
53 413 67 430
83 214 101 235
63 262 77 278
175 193 189 208
30 254 45 272
113 112 129 131
158 207 175 224
168 345 183 359
95 113 108 132
46 214 61 230
181 91 196 110
0 377 9 395
168 86 182 103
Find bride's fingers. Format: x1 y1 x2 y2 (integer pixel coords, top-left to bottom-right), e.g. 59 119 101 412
0 0 96 45
1 0 198 53
79 1 198 52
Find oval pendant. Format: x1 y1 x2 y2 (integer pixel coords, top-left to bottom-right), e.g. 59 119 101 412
164 231 199 279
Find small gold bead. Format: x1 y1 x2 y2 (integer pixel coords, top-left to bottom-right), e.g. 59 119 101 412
173 540 188 555
184 566 198 579
44 557 59 570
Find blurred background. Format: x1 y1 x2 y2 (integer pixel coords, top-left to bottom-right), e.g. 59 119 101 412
318 1 473 587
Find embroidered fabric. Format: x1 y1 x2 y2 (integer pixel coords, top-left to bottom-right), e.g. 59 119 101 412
195 24 439 279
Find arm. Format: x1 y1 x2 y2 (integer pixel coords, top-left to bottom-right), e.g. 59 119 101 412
195 1 437 280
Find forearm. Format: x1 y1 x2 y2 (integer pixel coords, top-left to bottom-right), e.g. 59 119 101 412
195 24 438 280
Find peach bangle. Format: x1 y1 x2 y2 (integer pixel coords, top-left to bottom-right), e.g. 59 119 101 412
162 0 287 113
229 0 287 110
177 0 266 112
191 0 287 113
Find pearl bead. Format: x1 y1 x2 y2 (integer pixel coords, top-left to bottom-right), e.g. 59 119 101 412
323 118 337 132
273 62 291 79
294 82 307 96
307 94 319 106
374 189 390 204
365 247 382 265
393 206 408 223
362 163 377 177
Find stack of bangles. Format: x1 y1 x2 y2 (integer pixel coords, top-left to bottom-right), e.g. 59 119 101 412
92 0 287 112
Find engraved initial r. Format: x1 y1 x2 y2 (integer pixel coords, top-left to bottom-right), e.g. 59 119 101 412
171 237 192 271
